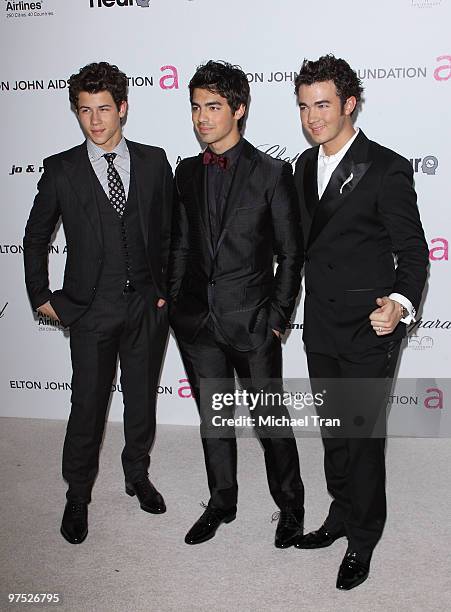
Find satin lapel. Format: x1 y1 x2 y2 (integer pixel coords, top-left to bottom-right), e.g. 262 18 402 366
215 141 258 256
62 143 102 248
307 135 372 248
303 151 319 217
191 156 214 258
127 140 156 251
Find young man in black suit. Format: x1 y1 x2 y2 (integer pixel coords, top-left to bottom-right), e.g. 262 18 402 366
293 55 429 589
169 61 304 547
24 62 172 544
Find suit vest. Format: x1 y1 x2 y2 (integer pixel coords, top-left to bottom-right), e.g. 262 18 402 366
91 165 153 301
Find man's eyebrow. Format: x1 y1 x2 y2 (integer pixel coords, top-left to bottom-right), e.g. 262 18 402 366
299 99 331 106
191 101 223 107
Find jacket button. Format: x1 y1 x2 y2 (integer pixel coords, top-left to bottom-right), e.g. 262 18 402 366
328 298 335 302
210 280 216 286
328 263 334 270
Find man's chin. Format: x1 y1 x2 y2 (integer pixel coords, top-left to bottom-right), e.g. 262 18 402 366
90 136 107 146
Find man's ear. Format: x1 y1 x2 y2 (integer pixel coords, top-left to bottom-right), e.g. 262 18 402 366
234 104 246 120
119 101 128 119
343 96 356 116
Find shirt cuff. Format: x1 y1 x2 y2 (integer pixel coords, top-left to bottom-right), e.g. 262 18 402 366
389 293 416 325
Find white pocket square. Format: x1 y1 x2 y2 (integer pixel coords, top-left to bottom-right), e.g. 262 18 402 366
339 172 354 194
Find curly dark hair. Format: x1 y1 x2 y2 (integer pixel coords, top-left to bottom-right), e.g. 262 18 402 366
68 62 128 111
189 60 250 130
294 55 363 113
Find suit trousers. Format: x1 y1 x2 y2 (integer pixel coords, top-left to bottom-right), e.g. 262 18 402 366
177 320 304 512
306 339 401 561
63 290 168 501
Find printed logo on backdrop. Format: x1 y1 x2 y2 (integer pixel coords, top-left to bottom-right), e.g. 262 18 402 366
36 313 65 333
286 321 303 331
411 0 443 8
257 144 300 166
409 155 438 175
8 163 43 176
407 315 451 350
357 66 427 80
8 379 172 394
433 55 451 81
410 317 451 335
89 0 150 7
429 237 448 261
246 71 298 85
111 382 174 394
407 335 434 350
0 302 7 320
388 387 443 410
1 67 178 94
0 243 65 255
4 0 56 19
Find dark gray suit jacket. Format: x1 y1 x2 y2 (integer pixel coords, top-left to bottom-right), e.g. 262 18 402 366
24 139 172 326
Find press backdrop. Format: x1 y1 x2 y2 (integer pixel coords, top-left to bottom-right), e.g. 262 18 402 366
1 0 450 428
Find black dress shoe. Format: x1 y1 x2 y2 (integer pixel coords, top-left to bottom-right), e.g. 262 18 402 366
273 508 304 548
125 478 166 514
295 524 346 549
60 501 88 544
336 551 370 590
185 504 236 545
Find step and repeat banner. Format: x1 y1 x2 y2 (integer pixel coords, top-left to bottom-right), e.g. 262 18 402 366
1 0 450 427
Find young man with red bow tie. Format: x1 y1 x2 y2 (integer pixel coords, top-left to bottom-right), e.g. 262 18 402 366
168 60 304 547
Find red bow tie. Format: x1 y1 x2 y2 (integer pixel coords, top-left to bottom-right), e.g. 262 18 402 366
203 150 228 170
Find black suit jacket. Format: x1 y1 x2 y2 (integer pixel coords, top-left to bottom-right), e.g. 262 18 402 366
294 130 429 354
23 139 172 327
168 139 303 351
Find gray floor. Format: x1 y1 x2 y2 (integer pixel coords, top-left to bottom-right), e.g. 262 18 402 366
0 417 450 612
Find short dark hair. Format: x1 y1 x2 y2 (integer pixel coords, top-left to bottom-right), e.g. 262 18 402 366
68 62 128 111
294 54 363 112
189 60 250 130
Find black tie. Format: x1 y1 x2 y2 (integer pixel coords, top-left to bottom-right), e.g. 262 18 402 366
104 152 126 217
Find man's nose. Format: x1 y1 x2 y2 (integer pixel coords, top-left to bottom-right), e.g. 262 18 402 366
308 108 319 124
91 110 101 124
198 107 208 123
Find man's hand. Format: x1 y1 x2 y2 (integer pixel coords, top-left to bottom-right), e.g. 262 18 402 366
157 299 166 308
37 301 59 321
272 329 281 339
369 296 402 336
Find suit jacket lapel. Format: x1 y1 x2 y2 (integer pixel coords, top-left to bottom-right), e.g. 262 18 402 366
308 130 372 248
127 140 157 251
62 143 102 248
190 155 215 258
303 153 319 217
215 139 258 255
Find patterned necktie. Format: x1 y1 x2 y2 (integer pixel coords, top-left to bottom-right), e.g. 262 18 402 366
104 152 126 216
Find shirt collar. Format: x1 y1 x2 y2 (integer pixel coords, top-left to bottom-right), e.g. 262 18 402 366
318 128 359 165
87 136 128 162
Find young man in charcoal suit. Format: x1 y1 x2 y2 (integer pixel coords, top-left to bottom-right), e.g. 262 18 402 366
293 55 428 589
24 62 172 544
169 60 305 547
